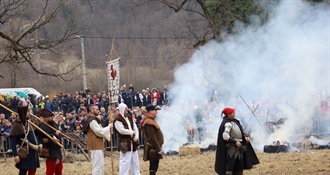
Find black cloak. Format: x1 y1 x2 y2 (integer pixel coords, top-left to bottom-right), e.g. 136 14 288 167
215 117 259 175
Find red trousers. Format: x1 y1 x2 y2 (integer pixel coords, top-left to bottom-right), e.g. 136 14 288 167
28 169 36 175
45 158 63 175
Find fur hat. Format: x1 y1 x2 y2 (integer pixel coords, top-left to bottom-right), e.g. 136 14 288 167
40 109 54 118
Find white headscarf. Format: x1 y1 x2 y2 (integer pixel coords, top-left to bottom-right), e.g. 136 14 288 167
118 103 127 117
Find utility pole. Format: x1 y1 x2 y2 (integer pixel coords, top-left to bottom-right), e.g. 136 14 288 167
32 29 41 80
76 35 87 91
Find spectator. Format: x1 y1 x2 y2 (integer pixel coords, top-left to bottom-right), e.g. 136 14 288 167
74 95 81 112
38 100 45 110
2 97 12 119
125 88 135 110
100 94 110 113
51 96 60 112
93 95 100 109
118 87 127 104
134 90 143 107
58 119 65 131
45 99 52 111
84 88 90 95
85 95 94 106
99 107 108 127
67 94 76 113
17 96 24 107
161 86 169 106
61 95 69 116
144 89 151 106
64 114 75 132
29 94 37 110
3 119 12 136
9 113 17 123
150 88 161 106
0 113 5 127
10 96 19 112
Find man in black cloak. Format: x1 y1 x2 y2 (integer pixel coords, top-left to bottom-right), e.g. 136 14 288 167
9 106 40 175
215 107 259 175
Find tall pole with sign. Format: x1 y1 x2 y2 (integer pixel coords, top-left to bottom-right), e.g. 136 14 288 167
106 38 120 175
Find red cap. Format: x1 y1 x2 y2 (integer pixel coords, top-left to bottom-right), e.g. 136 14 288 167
222 107 235 116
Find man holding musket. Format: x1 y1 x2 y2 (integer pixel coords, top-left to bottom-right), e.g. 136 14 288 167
36 109 63 175
9 106 40 175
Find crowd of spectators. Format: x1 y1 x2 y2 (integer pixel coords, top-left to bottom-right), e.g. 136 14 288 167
0 84 169 153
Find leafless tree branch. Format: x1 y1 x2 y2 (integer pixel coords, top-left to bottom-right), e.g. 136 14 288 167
0 0 80 81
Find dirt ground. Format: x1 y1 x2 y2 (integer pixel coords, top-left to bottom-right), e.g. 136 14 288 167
1 149 329 175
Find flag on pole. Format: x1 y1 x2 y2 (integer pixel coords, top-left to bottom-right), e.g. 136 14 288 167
107 57 120 103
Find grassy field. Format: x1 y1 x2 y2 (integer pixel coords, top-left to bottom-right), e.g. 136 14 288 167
1 149 329 175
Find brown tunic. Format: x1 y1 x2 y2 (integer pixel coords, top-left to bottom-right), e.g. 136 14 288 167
142 114 164 161
84 116 104 150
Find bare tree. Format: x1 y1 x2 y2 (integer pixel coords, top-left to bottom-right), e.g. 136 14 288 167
131 0 266 47
0 0 81 81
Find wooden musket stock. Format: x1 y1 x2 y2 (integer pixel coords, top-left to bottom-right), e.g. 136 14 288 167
0 103 73 141
0 103 64 147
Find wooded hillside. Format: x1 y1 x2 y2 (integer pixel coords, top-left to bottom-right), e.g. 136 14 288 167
0 0 327 95
0 0 196 94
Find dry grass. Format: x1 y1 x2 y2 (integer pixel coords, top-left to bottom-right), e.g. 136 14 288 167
1 149 330 175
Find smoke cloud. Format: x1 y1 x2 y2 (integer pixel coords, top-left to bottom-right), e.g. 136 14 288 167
157 0 330 152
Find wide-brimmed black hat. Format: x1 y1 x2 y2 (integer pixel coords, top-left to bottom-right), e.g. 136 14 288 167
146 104 161 111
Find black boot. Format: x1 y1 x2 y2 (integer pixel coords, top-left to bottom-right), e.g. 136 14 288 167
150 170 156 175
235 171 243 175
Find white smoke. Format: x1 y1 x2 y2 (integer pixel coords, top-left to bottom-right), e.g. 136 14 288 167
157 0 330 152
309 136 330 146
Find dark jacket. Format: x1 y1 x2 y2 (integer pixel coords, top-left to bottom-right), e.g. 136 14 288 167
36 122 62 160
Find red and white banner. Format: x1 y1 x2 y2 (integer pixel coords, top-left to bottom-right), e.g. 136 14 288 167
107 57 120 103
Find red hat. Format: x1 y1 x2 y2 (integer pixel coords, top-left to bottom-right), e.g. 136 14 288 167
40 109 54 118
222 107 235 116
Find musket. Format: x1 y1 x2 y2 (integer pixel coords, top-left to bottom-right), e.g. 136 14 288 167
0 103 73 141
0 103 64 148
243 102 259 131
30 112 73 141
239 94 270 135
28 121 63 148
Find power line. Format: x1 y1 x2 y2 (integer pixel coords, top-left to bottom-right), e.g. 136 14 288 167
80 36 196 40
